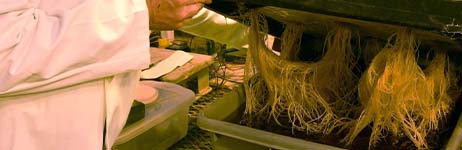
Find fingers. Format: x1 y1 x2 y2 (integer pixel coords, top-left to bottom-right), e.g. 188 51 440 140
196 0 212 4
175 18 191 29
187 3 204 18
184 3 204 19
148 0 210 30
181 0 212 5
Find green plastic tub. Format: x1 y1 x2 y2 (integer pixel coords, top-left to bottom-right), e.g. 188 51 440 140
197 85 345 150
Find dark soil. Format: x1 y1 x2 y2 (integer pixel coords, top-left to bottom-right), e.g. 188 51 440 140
238 94 462 150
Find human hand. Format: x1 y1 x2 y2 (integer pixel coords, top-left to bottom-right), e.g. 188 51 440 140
146 0 212 31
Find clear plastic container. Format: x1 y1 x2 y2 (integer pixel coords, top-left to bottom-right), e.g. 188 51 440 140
113 81 195 150
197 85 345 150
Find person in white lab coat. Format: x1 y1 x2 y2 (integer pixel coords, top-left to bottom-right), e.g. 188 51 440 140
0 0 210 149
180 8 248 49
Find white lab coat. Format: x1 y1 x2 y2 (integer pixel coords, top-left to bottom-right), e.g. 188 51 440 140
0 0 150 149
180 8 248 49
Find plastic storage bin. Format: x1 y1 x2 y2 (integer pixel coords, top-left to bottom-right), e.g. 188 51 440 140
198 85 462 150
113 81 195 150
196 85 345 150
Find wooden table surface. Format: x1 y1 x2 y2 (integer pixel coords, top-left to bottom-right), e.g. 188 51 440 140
149 48 214 83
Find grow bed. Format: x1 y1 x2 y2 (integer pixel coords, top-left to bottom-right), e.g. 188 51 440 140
197 85 461 150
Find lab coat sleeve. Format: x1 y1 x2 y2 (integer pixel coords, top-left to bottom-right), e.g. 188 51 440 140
179 8 248 49
0 0 151 97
